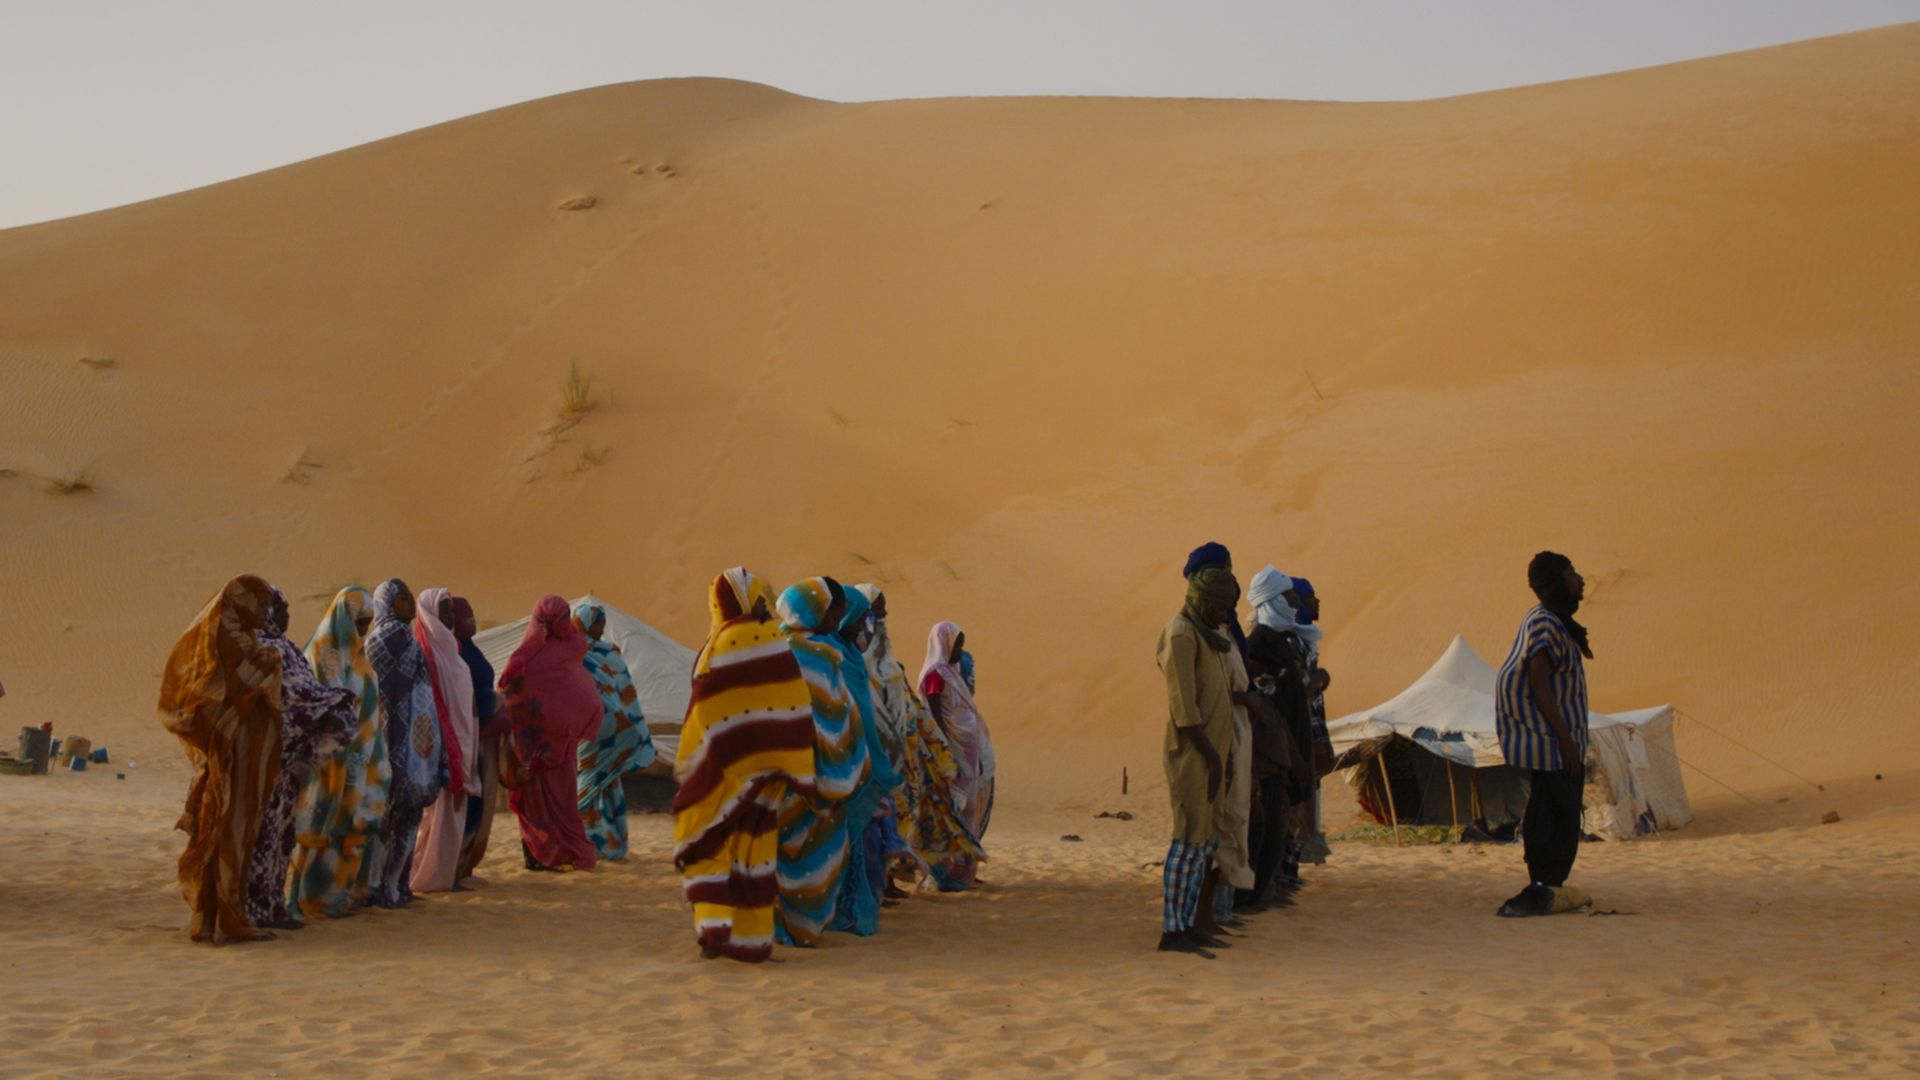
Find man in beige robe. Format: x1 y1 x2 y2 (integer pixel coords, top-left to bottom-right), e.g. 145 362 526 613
1155 564 1240 958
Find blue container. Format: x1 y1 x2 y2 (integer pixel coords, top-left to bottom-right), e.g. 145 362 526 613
91 747 109 764
50 738 62 758
68 756 88 772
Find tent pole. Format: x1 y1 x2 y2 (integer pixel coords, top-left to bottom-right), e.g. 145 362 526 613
1446 760 1460 834
1377 751 1403 847
1470 770 1484 824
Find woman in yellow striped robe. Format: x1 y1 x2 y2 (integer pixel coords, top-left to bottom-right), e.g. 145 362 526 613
672 568 817 962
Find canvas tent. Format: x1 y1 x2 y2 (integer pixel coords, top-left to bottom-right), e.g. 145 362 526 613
1327 636 1691 840
473 593 696 773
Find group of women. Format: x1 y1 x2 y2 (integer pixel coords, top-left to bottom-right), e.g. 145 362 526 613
672 569 995 962
156 568 995 960
157 576 654 943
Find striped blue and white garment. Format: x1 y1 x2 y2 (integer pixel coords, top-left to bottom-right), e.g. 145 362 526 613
1495 605 1589 771
772 578 871 947
1162 837 1219 933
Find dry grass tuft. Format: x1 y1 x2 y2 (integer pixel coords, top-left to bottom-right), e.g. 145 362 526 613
548 360 597 436
281 451 323 484
78 355 119 371
44 463 98 495
572 444 611 475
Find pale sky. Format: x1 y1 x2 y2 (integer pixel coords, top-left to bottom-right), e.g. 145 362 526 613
4 0 1917 228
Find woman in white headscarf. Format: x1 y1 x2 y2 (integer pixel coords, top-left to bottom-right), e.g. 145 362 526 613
919 621 995 887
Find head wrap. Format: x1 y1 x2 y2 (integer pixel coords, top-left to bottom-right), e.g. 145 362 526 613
1183 566 1239 652
573 600 608 638
711 567 775 630
1283 575 1323 651
159 575 283 749
1182 542 1232 579
920 621 965 688
1291 576 1316 606
837 586 872 642
306 585 376 688
776 578 839 635
1528 551 1592 658
1246 565 1301 636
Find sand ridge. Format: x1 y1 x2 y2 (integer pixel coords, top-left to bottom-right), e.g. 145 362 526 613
4 28 1918 803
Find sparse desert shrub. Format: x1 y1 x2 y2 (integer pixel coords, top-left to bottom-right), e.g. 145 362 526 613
572 444 610 475
45 463 97 495
554 360 597 432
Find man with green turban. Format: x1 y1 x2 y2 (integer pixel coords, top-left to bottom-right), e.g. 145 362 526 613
1155 558 1244 958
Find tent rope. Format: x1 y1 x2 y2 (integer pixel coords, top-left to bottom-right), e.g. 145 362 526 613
1674 707 1823 792
1643 738 1763 807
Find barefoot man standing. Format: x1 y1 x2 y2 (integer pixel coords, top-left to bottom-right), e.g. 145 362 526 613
1495 551 1594 918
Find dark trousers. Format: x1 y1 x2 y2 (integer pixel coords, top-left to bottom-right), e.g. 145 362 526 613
1248 774 1292 899
1522 765 1585 887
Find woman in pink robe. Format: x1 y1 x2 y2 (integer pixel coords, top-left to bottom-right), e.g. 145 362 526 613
410 587 479 893
499 595 604 871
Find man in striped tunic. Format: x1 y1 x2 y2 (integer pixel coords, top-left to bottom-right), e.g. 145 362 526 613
1494 551 1593 917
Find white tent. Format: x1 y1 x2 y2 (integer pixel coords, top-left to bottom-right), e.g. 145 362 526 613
1328 636 1691 840
472 593 695 770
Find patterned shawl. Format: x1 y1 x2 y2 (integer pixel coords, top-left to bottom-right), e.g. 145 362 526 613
852 586 984 875
498 595 601 772
772 577 870 945
673 569 817 956
852 585 913 770
573 600 658 858
777 578 870 804
299 584 389 838
259 587 358 770
157 574 284 942
831 587 901 795
674 570 815 856
413 587 476 795
919 620 996 807
364 579 444 808
572 600 657 776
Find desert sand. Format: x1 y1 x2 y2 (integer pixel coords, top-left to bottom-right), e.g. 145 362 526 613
2 22 1919 1077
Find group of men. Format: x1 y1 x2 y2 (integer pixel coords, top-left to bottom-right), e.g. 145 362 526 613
1155 544 1597 955
1156 543 1332 959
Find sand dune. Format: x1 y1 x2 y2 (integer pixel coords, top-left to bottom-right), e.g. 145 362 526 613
3 27 1918 797
3 24 1919 1075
